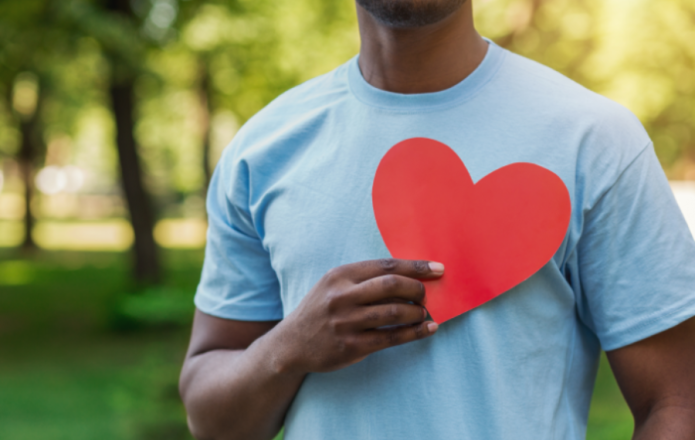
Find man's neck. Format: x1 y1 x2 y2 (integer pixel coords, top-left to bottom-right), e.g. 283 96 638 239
356 2 487 94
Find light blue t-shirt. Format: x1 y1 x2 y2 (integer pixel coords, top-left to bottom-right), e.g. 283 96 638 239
195 41 695 439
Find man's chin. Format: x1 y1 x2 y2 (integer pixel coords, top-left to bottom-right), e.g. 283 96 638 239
356 0 467 28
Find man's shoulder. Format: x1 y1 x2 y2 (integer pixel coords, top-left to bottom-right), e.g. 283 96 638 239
228 62 351 156
263 63 351 114
500 49 643 129
498 47 650 161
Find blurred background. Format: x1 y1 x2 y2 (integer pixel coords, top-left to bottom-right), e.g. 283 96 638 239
0 0 694 439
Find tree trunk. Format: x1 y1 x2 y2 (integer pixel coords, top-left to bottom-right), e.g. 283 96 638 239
16 90 41 250
18 121 36 250
199 60 213 190
104 0 160 283
109 80 160 283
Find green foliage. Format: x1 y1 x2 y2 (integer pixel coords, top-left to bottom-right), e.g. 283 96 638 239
0 250 198 439
1 0 358 200
476 0 695 177
4 0 689 206
113 285 195 330
586 354 634 439
0 332 192 440
0 250 629 440
0 3 687 437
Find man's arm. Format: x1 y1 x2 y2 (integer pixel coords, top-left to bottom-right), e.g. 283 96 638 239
179 258 443 440
606 316 695 439
179 314 288 440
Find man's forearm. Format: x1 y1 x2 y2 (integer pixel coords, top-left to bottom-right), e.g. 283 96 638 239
180 329 306 440
632 402 695 440
180 260 443 439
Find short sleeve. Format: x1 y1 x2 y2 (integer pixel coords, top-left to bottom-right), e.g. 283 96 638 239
575 144 695 350
194 147 283 321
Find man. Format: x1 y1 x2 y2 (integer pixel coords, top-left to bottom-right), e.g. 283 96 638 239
179 1 695 439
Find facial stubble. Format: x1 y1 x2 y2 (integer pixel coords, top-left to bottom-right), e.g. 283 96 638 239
356 0 468 28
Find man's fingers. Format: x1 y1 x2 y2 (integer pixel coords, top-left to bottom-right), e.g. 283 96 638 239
346 258 444 283
360 321 439 352
353 303 427 330
351 274 427 305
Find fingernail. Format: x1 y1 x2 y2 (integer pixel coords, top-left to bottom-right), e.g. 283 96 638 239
427 322 439 333
428 262 445 274
422 308 427 319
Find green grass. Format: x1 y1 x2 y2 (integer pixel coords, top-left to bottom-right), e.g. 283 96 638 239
587 355 634 439
0 332 190 439
0 250 199 440
0 249 632 439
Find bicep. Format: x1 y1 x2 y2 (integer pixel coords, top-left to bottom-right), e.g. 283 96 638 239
606 316 695 424
186 308 280 358
180 311 289 440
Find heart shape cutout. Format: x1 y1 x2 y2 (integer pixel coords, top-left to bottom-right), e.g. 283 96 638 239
372 138 571 323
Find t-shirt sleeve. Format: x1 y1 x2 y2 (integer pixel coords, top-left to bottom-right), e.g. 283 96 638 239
575 144 695 351
194 147 284 321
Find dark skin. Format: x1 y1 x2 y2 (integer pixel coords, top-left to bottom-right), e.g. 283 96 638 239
610 317 695 439
180 1 695 439
356 0 488 94
181 259 443 440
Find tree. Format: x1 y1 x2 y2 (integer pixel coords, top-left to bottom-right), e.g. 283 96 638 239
0 0 55 251
177 0 359 191
12 73 43 250
64 0 161 281
476 0 695 177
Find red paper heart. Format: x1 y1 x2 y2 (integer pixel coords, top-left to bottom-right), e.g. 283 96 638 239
372 138 571 323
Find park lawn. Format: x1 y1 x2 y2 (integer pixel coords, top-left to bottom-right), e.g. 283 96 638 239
0 250 631 439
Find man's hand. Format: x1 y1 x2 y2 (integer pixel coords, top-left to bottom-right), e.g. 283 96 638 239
269 258 443 374
180 258 443 440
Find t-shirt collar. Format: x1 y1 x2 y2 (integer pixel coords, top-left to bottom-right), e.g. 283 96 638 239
348 38 505 111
